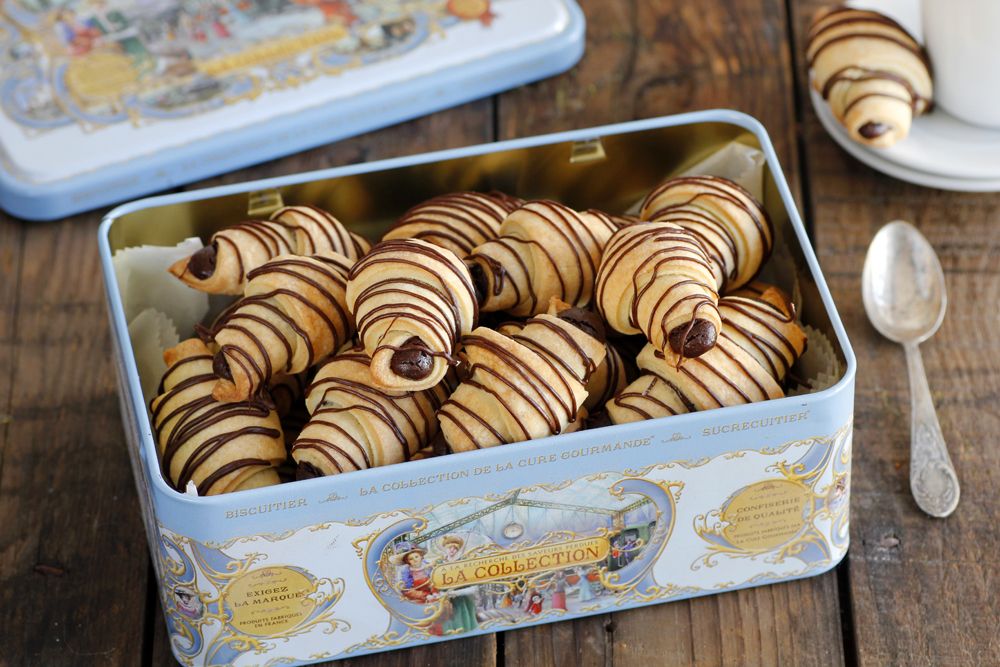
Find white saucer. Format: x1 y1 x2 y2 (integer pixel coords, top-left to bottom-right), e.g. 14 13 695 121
811 89 1000 192
809 0 1000 191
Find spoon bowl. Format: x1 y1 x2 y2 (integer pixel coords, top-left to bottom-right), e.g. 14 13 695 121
862 220 947 344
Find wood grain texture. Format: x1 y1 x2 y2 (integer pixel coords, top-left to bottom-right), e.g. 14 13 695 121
789 1 1000 665
496 1 842 666
0 218 22 448
0 215 149 666
502 616 612 667
611 578 844 666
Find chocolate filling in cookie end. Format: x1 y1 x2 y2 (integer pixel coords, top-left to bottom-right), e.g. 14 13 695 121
556 307 607 343
584 410 613 430
858 121 890 139
296 461 325 481
468 261 488 307
188 243 218 279
212 350 234 381
391 337 434 380
668 319 717 358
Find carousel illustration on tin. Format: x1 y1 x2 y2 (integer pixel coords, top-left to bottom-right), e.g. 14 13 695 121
361 474 680 638
0 0 499 129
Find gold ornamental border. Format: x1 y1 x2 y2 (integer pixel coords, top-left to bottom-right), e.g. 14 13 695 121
691 421 853 569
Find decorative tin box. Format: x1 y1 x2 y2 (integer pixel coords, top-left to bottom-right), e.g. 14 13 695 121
0 0 583 220
99 110 856 667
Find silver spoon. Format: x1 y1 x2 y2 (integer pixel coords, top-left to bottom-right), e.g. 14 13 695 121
862 220 959 517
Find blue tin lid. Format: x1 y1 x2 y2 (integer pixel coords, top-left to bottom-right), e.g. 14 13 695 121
0 0 584 220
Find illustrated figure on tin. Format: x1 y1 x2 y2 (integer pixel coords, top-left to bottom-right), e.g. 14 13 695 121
391 541 443 635
172 585 203 620
525 590 544 616
548 570 568 611
437 534 479 633
392 542 436 603
572 565 596 603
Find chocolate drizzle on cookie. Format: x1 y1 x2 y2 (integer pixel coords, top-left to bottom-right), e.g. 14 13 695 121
291 349 447 475
271 205 370 259
383 191 520 257
720 289 807 383
348 239 477 387
438 313 607 452
607 284 807 426
151 350 283 495
212 253 354 401
467 201 618 316
806 6 933 146
640 330 784 411
640 175 774 290
596 221 721 358
193 219 296 288
806 6 931 70
609 375 687 422
438 332 577 448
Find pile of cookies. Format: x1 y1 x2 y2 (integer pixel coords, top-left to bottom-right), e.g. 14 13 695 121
151 177 807 495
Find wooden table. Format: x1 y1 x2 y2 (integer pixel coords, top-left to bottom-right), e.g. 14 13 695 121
2 1 997 665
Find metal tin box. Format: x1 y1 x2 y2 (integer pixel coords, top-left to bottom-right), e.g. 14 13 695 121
1 0 583 220
99 110 856 667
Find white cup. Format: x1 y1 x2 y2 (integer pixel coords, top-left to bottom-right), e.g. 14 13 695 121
922 0 1000 128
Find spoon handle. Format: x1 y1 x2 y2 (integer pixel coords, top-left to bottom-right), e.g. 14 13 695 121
904 342 960 517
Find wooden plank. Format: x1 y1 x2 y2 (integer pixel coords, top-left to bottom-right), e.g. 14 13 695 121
0 218 23 441
0 214 149 666
788 1 1000 665
146 104 498 666
147 600 497 667
611 577 843 666
495 1 844 666
502 616 612 667
0 215 24 666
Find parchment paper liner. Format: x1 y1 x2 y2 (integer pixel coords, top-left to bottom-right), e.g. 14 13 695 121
112 237 208 337
788 324 842 396
127 308 180 407
113 238 212 410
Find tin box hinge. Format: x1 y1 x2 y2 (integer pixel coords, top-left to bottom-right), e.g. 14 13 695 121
570 137 606 164
247 188 285 218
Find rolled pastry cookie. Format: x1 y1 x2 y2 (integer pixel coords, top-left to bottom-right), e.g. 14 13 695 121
270 205 370 259
467 201 619 317
347 238 477 391
292 348 448 478
151 339 285 495
168 219 295 295
212 252 354 402
497 312 631 413
439 305 607 452
722 282 807 383
607 336 783 425
596 221 722 358
382 191 521 258
640 175 773 292
807 6 932 147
